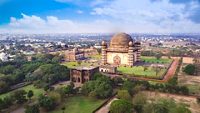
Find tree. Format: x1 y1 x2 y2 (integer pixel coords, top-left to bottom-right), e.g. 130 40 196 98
112 77 123 86
122 80 134 95
82 75 113 99
12 90 27 104
143 66 148 71
197 97 200 104
61 106 66 113
25 104 40 113
64 83 74 96
155 53 162 60
132 92 147 113
88 91 97 99
183 64 196 75
48 91 61 105
110 99 133 113
27 90 34 101
170 104 191 113
38 95 55 111
117 90 132 101
0 81 9 93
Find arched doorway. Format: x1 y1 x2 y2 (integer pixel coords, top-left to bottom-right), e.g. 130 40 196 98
113 55 121 65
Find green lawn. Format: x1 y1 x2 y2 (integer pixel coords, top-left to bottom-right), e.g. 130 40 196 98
50 96 105 113
0 73 5 77
117 66 166 78
0 84 45 99
141 56 172 64
62 61 97 68
90 54 101 60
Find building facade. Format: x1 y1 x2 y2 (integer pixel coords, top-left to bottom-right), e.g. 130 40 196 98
70 66 99 84
101 33 141 67
64 48 84 61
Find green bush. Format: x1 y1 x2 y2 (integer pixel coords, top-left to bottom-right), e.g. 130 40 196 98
183 64 196 75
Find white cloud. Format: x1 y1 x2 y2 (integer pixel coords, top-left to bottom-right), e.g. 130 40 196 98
0 14 117 33
1 0 200 33
76 10 83 14
91 0 200 33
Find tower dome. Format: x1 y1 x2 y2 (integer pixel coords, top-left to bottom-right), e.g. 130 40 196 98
110 32 133 49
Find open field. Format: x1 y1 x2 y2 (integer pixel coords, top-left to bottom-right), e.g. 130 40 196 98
182 57 194 64
0 84 44 99
141 56 172 63
117 66 166 78
50 96 105 113
144 91 200 113
178 63 200 95
178 74 200 95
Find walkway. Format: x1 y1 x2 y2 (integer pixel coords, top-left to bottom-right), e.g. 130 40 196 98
95 97 118 113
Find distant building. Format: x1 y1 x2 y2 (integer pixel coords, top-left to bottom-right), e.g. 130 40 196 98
64 47 99 61
81 46 99 57
64 48 84 61
70 66 99 84
99 65 117 73
0 52 8 62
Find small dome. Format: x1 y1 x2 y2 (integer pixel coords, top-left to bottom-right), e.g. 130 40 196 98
129 41 133 46
110 32 133 49
102 40 107 46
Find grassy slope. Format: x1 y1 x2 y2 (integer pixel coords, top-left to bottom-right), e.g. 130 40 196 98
61 61 97 68
50 96 105 113
0 84 44 99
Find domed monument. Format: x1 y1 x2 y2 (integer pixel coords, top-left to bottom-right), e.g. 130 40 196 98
101 32 141 66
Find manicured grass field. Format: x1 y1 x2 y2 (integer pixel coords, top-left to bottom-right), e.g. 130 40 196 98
0 84 45 99
62 61 97 68
141 56 172 64
90 54 101 60
117 66 166 78
50 96 105 113
0 73 5 77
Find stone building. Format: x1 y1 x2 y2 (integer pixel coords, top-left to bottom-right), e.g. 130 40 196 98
70 66 99 84
64 47 99 61
101 32 141 67
64 48 84 61
81 47 99 57
99 65 117 73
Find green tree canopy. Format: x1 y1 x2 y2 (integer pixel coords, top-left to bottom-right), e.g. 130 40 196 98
184 64 196 75
110 99 133 113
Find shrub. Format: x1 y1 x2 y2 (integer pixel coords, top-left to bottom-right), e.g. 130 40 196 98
110 99 133 113
183 64 196 75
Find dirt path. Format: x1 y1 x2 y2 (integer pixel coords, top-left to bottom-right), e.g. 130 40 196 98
95 98 118 113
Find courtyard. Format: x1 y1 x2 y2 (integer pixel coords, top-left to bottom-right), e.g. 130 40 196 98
117 66 167 79
116 57 172 79
141 56 172 63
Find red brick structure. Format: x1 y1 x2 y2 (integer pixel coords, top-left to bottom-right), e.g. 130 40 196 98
70 66 99 84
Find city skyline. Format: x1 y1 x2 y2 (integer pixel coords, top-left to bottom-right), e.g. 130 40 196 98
0 0 200 34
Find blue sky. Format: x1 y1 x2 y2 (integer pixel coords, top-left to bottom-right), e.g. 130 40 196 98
0 0 200 33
